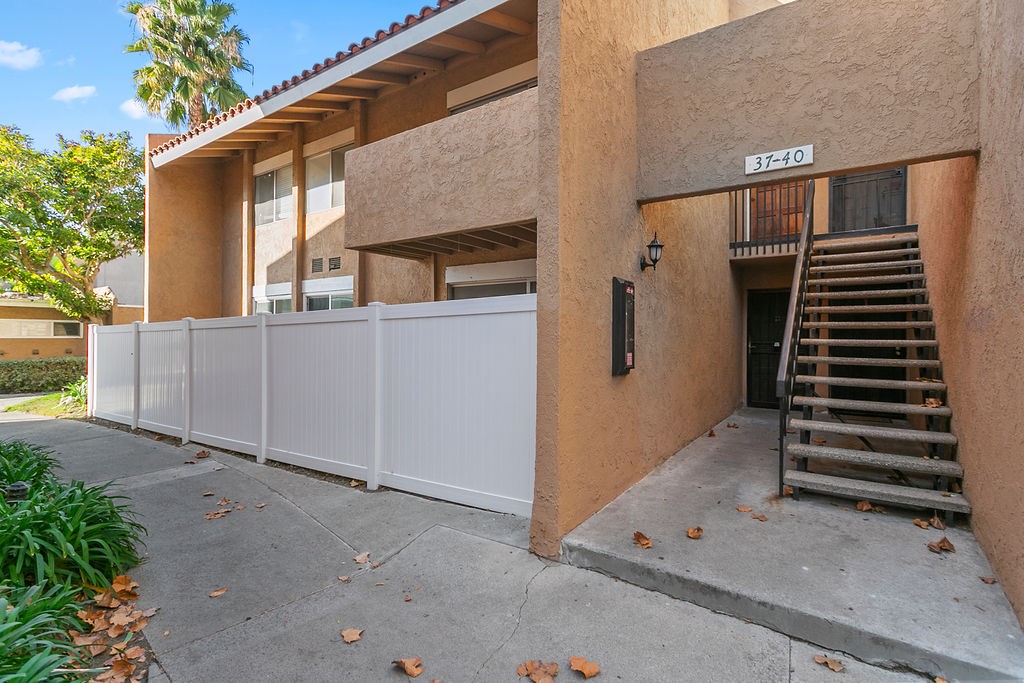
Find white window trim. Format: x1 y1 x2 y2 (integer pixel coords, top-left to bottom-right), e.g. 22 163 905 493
0 319 83 339
447 60 538 111
252 282 291 300
301 276 354 295
303 128 355 158
445 258 536 285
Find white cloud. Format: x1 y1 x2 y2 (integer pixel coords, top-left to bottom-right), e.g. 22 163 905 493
56 56 77 67
0 40 42 70
120 98 149 119
52 85 97 102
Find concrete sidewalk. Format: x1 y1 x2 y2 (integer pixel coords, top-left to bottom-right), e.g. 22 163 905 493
0 409 927 682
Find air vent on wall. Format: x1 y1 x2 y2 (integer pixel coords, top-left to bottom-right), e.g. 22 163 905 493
328 256 341 271
312 257 324 273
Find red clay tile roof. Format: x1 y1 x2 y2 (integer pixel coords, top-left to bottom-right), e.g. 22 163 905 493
150 0 467 157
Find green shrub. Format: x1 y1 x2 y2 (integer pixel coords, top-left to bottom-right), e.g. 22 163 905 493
0 481 144 589
0 357 87 394
0 441 60 488
0 583 85 682
58 377 88 411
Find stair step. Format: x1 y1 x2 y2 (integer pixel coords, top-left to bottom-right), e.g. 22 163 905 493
803 320 935 329
787 443 962 477
797 355 941 368
792 395 952 417
811 248 920 264
812 234 918 252
809 259 923 274
812 273 926 287
789 418 957 445
783 470 969 513
798 338 937 347
804 303 931 314
805 288 928 300
795 374 946 391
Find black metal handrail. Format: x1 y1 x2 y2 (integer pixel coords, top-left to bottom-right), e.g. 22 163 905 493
729 180 809 257
776 179 815 493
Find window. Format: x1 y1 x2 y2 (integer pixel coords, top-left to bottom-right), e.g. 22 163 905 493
447 60 538 115
306 293 353 311
254 298 292 314
255 165 293 226
829 167 907 233
444 259 537 300
448 280 536 300
0 319 83 338
306 146 350 214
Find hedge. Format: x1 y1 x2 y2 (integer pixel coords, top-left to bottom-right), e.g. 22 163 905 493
0 357 86 394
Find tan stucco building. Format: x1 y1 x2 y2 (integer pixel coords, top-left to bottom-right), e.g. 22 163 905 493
142 0 1024 621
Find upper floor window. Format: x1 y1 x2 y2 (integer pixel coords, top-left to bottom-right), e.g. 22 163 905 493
306 146 351 214
0 319 83 338
255 165 293 226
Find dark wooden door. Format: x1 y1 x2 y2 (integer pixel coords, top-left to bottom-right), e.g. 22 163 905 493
747 290 789 408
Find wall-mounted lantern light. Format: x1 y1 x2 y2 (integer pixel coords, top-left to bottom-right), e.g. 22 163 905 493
639 234 664 272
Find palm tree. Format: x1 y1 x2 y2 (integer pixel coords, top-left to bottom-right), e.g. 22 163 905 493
125 0 252 130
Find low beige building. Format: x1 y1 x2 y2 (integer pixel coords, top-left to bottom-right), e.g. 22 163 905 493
143 0 1024 622
0 295 86 360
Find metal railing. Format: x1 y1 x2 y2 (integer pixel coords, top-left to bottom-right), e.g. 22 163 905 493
775 179 815 493
729 180 809 257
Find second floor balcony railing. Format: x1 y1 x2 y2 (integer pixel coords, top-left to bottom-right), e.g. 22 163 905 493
729 180 811 258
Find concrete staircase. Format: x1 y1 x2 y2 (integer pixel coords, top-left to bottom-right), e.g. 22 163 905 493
783 229 970 515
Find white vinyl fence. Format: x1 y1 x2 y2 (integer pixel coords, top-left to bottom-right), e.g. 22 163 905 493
88 295 537 516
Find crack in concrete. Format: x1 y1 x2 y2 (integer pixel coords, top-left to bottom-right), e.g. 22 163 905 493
473 562 549 678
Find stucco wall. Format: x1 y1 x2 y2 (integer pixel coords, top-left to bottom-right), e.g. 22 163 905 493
220 157 243 317
637 0 981 202
345 87 539 250
145 135 225 322
305 207 354 280
253 220 295 288
531 0 735 557
0 304 85 360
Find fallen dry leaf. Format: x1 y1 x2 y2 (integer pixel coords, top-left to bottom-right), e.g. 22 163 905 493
111 576 138 595
235 504 246 511
927 537 956 554
255 503 266 509
217 497 233 506
95 657 136 682
633 531 653 549
162 630 170 637
208 587 228 598
120 646 146 660
202 491 214 497
393 657 424 678
737 505 752 513
913 519 930 529
93 589 121 609
213 465 225 471
203 509 230 520
855 500 873 512
813 655 844 672
349 479 365 488
782 485 794 497
569 656 600 678
812 438 827 445
183 460 197 465
341 628 363 643
929 515 946 530
354 552 370 564
141 607 159 618
686 527 703 540
375 582 385 587
980 576 997 585
935 678 949 683
196 449 211 458
726 422 739 429
338 575 351 583
518 660 559 682
751 513 767 522
404 594 412 602
707 428 716 437
923 398 944 408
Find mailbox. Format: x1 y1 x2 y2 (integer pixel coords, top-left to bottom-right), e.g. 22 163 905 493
611 277 635 375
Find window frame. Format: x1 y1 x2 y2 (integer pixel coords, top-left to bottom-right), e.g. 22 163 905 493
255 165 293 226
0 319 83 339
305 145 352 215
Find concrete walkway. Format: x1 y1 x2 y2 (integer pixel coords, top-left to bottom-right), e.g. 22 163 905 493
563 408 1024 682
0 408 930 682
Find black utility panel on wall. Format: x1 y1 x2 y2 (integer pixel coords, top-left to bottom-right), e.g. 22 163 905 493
611 277 635 376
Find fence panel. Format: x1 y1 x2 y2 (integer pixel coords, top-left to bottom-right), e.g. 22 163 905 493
378 296 537 516
137 322 186 437
92 325 135 424
264 309 374 480
190 318 260 455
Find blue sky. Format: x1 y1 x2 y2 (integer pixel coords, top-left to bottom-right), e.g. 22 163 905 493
0 0 429 150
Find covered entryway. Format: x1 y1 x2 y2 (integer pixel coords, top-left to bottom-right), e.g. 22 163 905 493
746 289 788 408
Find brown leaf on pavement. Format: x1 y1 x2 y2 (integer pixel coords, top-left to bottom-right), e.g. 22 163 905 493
393 657 424 677
208 587 228 598
633 531 653 549
569 656 600 678
255 503 266 509
980 576 997 584
404 594 412 602
935 678 949 683
202 491 214 497
217 497 233 506
751 513 767 522
782 485 794 497
686 527 703 540
353 552 370 564
813 655 844 672
913 519 930 529
162 630 170 637
855 501 873 512
349 479 365 487
726 422 739 429
927 537 956 554
923 398 944 408
95 657 136 682
518 660 559 682
737 505 752 512
929 515 946 530
707 429 716 437
338 575 351 583
196 450 210 458
183 460 197 465
340 628 362 643
203 509 230 520
235 504 246 511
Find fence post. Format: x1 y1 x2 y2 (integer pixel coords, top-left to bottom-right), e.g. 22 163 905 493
257 314 268 464
131 321 140 430
367 302 384 491
86 324 97 417
181 318 193 444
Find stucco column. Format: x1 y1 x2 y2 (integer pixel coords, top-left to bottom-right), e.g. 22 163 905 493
291 124 306 311
241 149 255 315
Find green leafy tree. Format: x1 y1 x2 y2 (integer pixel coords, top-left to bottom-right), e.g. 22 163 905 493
0 126 144 320
125 0 252 129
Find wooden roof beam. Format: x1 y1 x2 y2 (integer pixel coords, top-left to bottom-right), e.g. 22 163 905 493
427 33 486 55
347 70 411 86
265 111 325 123
221 133 282 142
245 124 296 133
287 100 351 112
318 85 379 100
384 52 445 71
489 225 538 242
474 10 532 35
203 141 260 150
470 229 519 248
